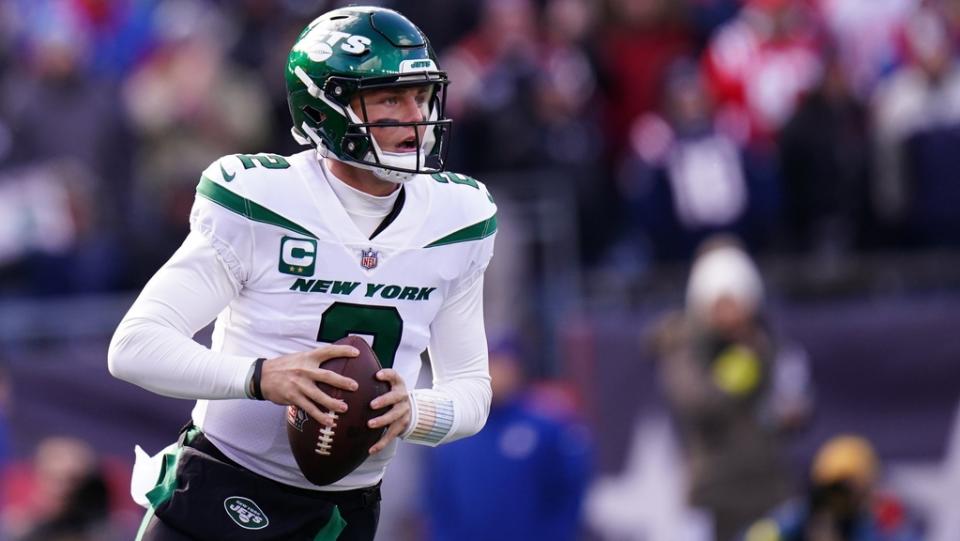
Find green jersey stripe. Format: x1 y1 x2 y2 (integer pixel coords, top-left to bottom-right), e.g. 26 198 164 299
197 176 317 239
424 214 497 248
313 506 347 541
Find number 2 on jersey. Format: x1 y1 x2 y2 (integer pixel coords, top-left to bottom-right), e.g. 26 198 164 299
236 153 290 170
317 302 402 368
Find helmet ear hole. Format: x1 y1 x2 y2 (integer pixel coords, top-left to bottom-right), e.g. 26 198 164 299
303 106 326 124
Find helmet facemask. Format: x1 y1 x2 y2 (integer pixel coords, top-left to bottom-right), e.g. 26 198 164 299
292 67 452 183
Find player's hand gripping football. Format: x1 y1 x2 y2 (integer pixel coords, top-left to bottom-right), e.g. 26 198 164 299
260 345 360 427
367 369 411 455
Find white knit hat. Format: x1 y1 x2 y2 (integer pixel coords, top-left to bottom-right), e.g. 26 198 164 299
685 239 764 320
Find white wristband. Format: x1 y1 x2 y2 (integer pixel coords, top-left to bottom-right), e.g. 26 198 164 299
401 389 456 446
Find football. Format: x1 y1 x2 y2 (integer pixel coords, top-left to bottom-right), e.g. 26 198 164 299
286 335 390 486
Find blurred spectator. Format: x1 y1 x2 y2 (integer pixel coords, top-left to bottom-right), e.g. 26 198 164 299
440 0 603 177
4 2 133 210
613 58 780 263
702 0 822 149
71 0 158 78
742 435 922 541
536 0 603 169
10 0 160 79
2 2 134 294
121 0 271 273
598 0 693 160
813 0 917 99
440 0 545 174
1 436 121 541
0 161 107 295
872 5 960 245
779 51 873 255
688 0 742 49
423 338 593 541
536 0 612 266
653 236 812 541
225 0 311 156
699 0 824 256
391 0 485 54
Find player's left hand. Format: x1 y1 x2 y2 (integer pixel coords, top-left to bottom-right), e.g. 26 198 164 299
367 369 410 454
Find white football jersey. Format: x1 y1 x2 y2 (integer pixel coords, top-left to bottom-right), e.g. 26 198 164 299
188 150 496 490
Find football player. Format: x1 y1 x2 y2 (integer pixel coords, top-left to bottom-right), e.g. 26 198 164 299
108 7 497 541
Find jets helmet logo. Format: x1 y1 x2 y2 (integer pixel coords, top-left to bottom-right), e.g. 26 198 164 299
294 28 372 62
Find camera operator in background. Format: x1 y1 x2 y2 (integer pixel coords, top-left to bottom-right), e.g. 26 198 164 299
743 435 922 541
653 235 812 540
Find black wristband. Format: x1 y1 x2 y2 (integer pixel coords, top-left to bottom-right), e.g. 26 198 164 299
251 358 266 401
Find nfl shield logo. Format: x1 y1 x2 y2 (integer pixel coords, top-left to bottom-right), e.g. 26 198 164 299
360 248 379 270
287 405 307 432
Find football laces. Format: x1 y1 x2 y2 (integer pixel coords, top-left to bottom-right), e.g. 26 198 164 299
315 411 338 456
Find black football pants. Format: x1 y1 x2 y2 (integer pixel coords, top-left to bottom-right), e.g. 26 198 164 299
137 500 379 541
136 431 381 541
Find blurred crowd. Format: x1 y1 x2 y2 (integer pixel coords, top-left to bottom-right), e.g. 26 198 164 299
0 1 957 540
1 0 960 296
0 436 135 541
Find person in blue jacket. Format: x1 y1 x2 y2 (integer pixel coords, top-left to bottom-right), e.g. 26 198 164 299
423 337 593 541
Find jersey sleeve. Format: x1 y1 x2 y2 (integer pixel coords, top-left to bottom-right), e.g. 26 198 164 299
403 273 492 446
108 231 258 399
189 155 258 286
403 178 498 446
108 156 264 399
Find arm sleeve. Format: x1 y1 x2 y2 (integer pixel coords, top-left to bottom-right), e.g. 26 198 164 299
402 271 492 446
107 231 258 399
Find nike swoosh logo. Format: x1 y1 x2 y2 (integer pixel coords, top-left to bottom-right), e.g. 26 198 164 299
220 163 236 182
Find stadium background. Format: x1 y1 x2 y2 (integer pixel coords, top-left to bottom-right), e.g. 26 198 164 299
0 0 959 539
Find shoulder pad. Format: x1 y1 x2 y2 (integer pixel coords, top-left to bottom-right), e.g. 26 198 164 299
199 153 295 191
426 171 495 202
420 171 497 248
195 152 318 240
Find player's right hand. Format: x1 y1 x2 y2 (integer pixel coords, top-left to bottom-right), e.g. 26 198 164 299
260 345 360 426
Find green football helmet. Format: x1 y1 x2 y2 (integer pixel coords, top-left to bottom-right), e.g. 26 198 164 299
286 7 451 182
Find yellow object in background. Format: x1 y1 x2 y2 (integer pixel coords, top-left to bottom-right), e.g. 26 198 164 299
711 344 761 396
811 435 879 489
744 518 782 541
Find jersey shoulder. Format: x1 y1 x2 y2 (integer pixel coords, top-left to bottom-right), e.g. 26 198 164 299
191 152 306 283
198 151 308 198
415 170 497 249
194 151 321 238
